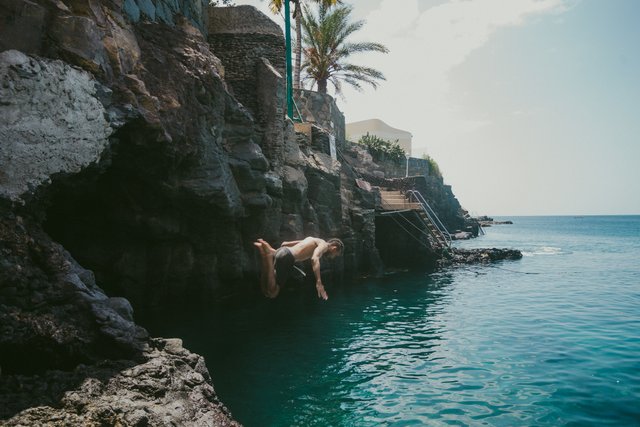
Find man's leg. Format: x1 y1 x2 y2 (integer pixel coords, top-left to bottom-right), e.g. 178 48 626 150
254 240 279 298
254 241 269 296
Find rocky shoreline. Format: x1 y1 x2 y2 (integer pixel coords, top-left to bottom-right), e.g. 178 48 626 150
437 248 523 267
1 338 238 427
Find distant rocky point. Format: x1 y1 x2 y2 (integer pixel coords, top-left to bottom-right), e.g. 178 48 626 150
475 216 514 227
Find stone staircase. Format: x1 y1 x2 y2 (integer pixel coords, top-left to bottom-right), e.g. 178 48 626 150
379 190 421 211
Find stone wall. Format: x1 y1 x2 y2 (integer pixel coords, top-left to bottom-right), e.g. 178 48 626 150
378 157 432 179
207 6 285 117
363 156 433 179
294 88 346 145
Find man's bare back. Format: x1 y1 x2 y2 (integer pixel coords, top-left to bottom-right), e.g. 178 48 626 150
280 237 330 262
253 236 343 300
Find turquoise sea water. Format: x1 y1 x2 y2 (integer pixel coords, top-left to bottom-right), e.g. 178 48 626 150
145 216 640 426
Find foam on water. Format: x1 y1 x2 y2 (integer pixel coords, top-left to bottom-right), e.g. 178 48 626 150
522 246 564 256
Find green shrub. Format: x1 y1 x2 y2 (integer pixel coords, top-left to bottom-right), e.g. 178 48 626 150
421 154 442 178
357 133 406 163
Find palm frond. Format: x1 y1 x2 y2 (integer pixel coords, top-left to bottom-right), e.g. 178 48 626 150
269 0 284 14
300 3 388 94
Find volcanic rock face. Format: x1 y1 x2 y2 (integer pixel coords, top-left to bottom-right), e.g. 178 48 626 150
0 0 473 423
0 50 112 202
0 0 261 424
0 205 240 425
0 1 388 423
0 0 379 309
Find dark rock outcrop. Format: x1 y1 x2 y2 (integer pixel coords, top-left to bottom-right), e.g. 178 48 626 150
0 1 384 423
437 248 523 267
0 204 237 424
1 338 238 426
0 0 262 424
476 216 514 226
337 140 480 270
0 50 112 202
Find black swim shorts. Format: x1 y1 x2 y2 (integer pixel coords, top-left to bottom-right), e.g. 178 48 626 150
274 247 295 286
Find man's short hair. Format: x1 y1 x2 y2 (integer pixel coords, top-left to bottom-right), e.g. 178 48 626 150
327 238 344 255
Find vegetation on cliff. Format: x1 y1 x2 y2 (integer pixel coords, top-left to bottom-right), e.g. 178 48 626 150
355 132 406 163
421 154 443 179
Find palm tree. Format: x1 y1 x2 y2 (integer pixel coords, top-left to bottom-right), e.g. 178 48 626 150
301 4 389 95
269 0 340 89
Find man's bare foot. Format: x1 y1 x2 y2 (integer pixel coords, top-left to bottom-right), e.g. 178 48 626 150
258 238 276 256
254 241 273 258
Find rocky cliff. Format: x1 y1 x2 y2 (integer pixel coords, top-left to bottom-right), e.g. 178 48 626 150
0 1 470 424
0 1 387 424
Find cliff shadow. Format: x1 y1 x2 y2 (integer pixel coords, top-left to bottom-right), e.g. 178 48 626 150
375 211 440 271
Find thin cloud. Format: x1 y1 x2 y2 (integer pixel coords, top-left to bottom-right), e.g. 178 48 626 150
341 0 573 156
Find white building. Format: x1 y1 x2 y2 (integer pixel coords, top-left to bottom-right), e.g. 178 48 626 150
346 118 413 156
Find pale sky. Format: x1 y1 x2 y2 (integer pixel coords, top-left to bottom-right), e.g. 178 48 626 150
235 0 640 216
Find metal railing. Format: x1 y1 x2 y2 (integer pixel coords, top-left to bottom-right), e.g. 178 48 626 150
405 190 452 247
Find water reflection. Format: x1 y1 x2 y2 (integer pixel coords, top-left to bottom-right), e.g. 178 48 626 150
335 276 452 425
142 271 457 426
141 234 640 427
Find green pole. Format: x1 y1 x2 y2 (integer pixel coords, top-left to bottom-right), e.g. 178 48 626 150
284 0 294 119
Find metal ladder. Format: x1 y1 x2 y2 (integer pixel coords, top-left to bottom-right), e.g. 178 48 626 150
405 190 452 248
464 212 485 235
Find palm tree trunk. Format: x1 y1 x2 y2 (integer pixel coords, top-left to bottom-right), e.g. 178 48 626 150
317 78 327 94
294 13 302 89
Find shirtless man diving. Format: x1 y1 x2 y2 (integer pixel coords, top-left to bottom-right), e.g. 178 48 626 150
253 237 344 300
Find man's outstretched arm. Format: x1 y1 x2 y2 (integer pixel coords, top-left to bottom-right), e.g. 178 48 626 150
311 245 329 300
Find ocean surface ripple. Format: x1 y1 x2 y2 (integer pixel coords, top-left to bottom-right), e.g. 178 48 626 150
144 216 640 426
